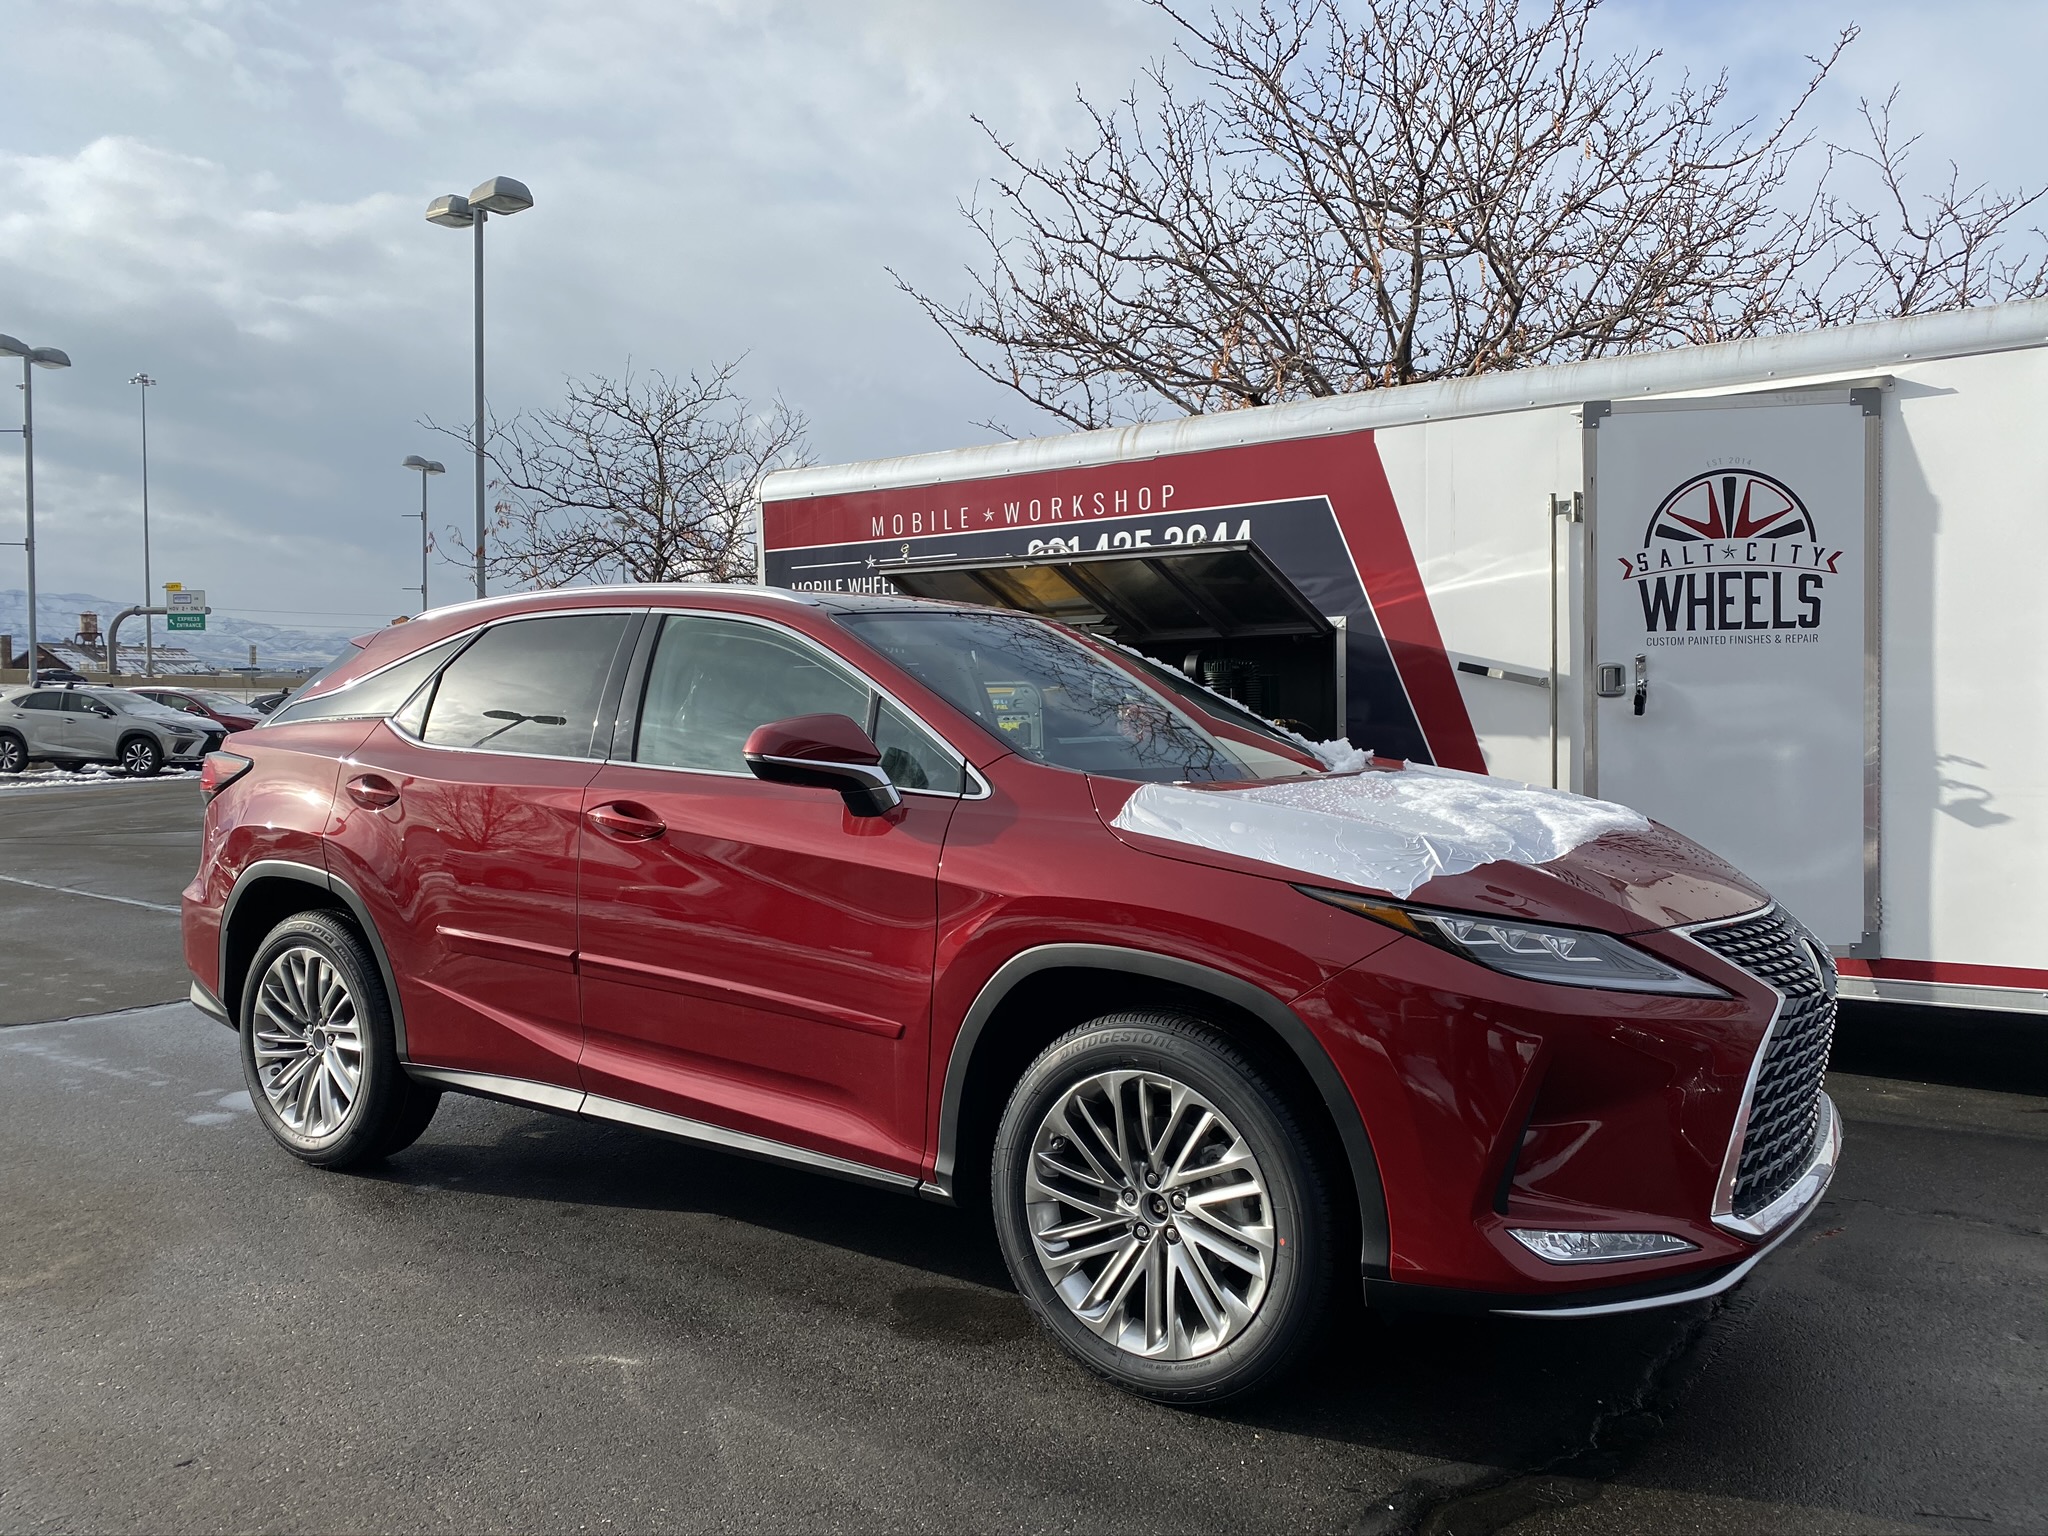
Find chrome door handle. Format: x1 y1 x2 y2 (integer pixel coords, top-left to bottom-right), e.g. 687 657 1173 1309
587 801 666 841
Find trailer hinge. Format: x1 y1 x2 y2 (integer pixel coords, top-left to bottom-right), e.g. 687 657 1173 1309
1549 492 1583 523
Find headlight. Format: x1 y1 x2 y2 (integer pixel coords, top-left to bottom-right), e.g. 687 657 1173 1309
1298 887 1727 997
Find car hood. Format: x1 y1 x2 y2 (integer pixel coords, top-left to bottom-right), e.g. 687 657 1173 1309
1089 764 1767 935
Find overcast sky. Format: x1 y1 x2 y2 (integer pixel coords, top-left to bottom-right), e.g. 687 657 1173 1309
2 0 2043 632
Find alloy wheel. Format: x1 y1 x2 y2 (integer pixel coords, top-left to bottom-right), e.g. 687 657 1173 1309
0 735 22 773
121 737 161 774
251 946 365 1137
1025 1069 1273 1361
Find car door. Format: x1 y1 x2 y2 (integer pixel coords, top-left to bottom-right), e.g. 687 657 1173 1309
6 691 67 756
575 610 970 1178
325 611 637 1094
62 692 120 757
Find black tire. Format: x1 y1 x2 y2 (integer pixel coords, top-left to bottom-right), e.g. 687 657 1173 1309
0 731 25 774
238 910 440 1169
48 759 84 774
118 733 164 776
991 1012 1336 1405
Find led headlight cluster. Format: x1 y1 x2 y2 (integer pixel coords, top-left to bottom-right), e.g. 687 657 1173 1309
1298 887 1726 996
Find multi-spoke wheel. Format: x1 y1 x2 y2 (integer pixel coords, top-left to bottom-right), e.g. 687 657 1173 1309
238 910 440 1168
252 946 365 1137
993 1013 1335 1404
1026 1070 1272 1360
119 734 163 776
0 731 25 775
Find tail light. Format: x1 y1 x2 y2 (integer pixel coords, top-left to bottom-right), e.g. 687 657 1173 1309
201 751 253 801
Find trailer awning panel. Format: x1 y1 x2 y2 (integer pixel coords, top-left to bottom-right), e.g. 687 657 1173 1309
878 542 1332 647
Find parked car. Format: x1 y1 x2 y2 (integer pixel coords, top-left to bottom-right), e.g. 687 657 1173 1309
249 688 293 715
0 683 225 775
35 666 89 685
130 685 262 734
184 586 1840 1403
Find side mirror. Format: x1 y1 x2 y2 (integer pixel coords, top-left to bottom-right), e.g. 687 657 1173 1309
742 713 902 818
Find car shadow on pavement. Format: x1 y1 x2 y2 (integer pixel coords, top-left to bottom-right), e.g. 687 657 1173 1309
354 1088 1721 1480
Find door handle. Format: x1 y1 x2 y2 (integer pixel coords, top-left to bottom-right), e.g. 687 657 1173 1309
1632 654 1648 717
587 801 666 841
345 773 401 810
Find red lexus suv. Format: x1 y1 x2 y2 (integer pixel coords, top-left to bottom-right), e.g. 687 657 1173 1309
184 585 1840 1402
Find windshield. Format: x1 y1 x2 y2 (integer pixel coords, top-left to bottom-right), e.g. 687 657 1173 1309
839 609 1324 783
182 690 250 711
89 691 153 714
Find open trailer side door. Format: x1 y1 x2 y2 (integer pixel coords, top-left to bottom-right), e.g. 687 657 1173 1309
1585 386 1882 949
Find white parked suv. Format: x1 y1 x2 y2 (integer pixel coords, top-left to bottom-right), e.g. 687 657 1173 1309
0 684 225 776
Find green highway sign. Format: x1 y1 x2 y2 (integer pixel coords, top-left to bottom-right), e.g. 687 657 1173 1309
166 613 206 632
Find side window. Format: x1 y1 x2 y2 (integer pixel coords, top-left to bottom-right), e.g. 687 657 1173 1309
635 616 868 772
18 692 62 711
632 615 966 792
270 635 469 726
419 614 629 758
873 700 964 794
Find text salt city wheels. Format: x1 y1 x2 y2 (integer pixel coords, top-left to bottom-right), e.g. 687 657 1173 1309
239 911 440 1168
991 1012 1337 1403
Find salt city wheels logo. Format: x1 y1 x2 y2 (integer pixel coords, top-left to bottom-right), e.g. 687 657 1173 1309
1621 469 1844 645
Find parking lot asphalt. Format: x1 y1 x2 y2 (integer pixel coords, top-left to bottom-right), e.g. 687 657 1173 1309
0 776 202 1025
2 780 2043 1535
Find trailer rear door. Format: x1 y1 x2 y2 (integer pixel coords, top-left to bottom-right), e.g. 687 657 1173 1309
1586 388 1880 948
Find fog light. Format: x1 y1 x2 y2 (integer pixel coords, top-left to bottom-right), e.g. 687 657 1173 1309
1508 1229 1698 1264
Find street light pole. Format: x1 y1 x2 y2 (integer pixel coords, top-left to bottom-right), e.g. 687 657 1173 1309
130 373 158 677
426 176 533 602
0 335 71 687
401 455 445 614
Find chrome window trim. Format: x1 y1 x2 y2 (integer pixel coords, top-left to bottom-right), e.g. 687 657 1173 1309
626 607 988 800
1678 903 1838 1240
373 607 643 763
266 605 643 732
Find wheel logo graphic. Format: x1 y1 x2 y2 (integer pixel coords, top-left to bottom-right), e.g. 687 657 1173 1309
1642 470 1815 548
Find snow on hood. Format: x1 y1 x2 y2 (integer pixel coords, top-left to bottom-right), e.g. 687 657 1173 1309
1108 762 1649 900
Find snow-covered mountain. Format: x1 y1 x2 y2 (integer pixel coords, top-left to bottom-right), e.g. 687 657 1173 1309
0 589 358 672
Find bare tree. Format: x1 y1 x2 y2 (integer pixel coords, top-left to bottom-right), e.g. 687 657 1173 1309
900 0 2048 432
437 363 808 590
1799 91 2048 323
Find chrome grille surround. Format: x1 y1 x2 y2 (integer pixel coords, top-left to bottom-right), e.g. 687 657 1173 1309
1682 905 1840 1239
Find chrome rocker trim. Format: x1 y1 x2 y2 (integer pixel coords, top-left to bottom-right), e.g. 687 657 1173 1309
403 1065 923 1193
1493 1091 1840 1319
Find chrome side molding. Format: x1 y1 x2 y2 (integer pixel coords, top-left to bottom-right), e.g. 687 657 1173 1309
403 1064 922 1193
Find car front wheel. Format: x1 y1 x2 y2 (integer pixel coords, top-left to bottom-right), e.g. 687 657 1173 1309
991 1012 1335 1404
118 734 164 776
239 911 440 1169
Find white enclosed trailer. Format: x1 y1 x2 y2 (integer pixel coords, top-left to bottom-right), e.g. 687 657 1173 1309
760 301 2048 1015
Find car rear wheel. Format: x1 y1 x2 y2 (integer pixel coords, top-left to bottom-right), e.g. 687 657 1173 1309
239 910 440 1169
118 734 163 776
991 1012 1335 1404
0 731 24 774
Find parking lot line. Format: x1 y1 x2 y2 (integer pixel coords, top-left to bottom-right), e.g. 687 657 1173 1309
0 872 182 914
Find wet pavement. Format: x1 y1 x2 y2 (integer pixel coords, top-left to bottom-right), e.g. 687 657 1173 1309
0 779 2042 1534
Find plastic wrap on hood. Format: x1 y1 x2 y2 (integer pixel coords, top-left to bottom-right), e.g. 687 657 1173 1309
1109 763 1649 900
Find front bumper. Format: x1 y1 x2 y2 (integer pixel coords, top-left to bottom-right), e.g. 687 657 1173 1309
1365 1091 1841 1319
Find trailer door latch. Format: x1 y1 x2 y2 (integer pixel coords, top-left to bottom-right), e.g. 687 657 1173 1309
1596 663 1626 698
1632 654 1648 716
